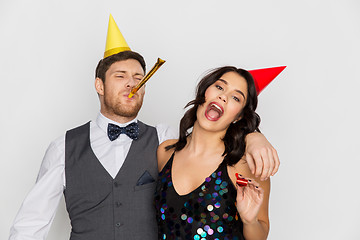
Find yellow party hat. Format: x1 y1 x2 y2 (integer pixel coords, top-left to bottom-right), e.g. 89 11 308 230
104 14 131 58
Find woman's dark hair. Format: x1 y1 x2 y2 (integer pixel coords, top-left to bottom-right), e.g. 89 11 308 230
166 66 261 166
95 50 146 82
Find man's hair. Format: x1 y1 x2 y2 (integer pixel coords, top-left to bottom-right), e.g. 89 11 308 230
95 51 146 82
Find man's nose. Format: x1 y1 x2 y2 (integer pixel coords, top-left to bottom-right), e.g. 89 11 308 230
126 77 137 88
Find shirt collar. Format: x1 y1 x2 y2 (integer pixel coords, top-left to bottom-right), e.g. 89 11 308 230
96 113 138 134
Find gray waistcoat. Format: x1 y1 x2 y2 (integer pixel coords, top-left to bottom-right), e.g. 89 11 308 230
64 121 159 240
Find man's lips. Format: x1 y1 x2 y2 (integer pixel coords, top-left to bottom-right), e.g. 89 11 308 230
123 93 136 99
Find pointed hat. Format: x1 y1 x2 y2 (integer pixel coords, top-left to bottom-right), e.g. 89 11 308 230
104 14 131 58
249 66 286 95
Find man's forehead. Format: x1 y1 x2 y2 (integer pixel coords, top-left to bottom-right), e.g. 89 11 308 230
108 60 144 74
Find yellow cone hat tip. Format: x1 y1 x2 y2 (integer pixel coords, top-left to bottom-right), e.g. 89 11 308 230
104 14 131 58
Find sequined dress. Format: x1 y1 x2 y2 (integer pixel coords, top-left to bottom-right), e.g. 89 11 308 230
155 153 244 240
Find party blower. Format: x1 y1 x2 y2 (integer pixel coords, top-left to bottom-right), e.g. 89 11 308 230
128 58 166 98
235 173 248 187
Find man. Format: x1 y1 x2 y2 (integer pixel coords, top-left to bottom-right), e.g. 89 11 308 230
9 15 280 240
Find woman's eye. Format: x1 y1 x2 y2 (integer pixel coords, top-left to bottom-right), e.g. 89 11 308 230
233 96 240 102
215 85 223 90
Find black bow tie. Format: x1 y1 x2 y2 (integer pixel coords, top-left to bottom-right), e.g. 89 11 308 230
107 122 139 141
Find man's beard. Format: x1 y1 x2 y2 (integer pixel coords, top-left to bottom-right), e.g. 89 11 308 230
104 95 143 118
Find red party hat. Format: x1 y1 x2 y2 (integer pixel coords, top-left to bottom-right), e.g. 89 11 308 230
249 66 286 95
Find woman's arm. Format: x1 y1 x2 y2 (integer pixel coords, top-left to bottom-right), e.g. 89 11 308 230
229 161 271 240
238 178 270 240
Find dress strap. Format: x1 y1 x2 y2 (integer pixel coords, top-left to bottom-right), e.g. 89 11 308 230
159 151 175 175
221 162 238 193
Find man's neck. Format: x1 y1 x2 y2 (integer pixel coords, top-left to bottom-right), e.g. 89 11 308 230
100 111 136 124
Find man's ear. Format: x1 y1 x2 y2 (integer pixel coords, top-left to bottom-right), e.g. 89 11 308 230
95 77 104 96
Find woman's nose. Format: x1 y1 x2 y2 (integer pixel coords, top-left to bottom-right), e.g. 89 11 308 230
218 94 227 102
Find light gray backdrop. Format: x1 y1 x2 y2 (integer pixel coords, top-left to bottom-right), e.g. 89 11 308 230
1 0 359 239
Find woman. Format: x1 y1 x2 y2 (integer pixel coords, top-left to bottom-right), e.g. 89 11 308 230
155 66 270 240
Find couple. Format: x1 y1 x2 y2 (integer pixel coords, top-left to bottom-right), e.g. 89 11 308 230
9 16 280 240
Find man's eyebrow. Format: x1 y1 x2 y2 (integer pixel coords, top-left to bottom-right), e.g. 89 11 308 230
113 70 126 74
218 78 245 99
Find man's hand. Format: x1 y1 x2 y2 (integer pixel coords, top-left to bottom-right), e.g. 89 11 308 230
245 132 280 181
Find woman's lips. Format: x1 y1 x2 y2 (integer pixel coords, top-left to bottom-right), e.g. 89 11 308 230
205 102 224 121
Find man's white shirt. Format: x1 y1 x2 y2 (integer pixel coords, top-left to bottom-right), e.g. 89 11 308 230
9 113 177 240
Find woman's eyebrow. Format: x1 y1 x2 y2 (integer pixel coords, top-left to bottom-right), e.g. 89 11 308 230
218 79 245 99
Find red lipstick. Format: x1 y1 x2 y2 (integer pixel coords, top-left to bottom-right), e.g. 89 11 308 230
205 102 224 121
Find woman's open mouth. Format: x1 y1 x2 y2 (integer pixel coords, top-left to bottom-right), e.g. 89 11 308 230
205 102 224 121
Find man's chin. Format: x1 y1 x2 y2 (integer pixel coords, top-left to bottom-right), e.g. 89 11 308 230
116 111 138 118
114 105 142 118
104 97 143 118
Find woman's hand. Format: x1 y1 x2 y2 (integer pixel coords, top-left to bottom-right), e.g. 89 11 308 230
236 178 264 225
